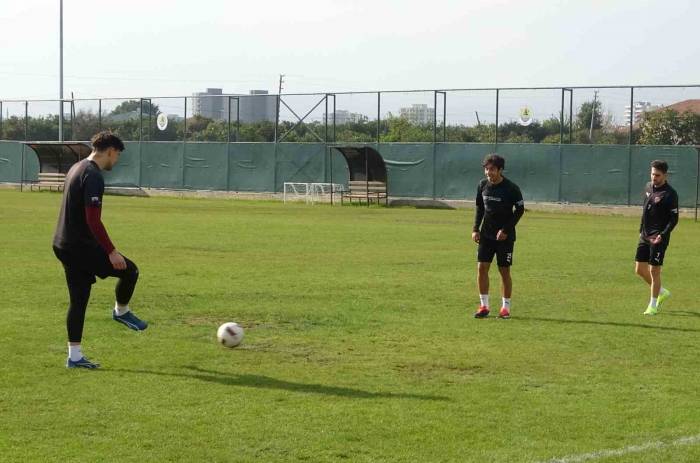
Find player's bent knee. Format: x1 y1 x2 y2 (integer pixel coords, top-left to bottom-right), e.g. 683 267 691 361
124 261 139 281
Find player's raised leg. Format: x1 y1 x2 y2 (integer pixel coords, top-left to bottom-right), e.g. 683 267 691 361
110 256 148 331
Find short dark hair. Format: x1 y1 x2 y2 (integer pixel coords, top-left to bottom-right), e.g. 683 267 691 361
482 154 505 170
91 131 125 152
650 159 668 173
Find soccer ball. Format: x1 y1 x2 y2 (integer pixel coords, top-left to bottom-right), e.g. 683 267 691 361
217 322 244 348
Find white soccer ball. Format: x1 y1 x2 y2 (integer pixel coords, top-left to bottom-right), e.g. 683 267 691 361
217 322 244 348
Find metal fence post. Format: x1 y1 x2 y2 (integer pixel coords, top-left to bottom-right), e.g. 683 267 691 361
324 94 328 144
627 86 634 205
560 88 565 144
274 94 280 143
433 91 438 143
377 92 381 144
495 89 499 147
442 92 447 142
569 90 573 143
236 98 240 143
183 97 187 142
24 101 28 141
329 94 336 205
227 96 232 144
20 144 25 191
433 91 438 200
628 87 635 145
695 146 699 222
139 99 144 142
182 99 186 190
226 96 232 191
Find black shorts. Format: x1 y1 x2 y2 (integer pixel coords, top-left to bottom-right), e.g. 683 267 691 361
53 245 137 286
477 238 514 267
635 236 670 266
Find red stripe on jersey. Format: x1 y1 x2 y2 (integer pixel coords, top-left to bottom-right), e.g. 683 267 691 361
85 206 115 254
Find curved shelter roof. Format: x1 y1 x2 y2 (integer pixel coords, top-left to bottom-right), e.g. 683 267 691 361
25 142 91 174
332 146 387 183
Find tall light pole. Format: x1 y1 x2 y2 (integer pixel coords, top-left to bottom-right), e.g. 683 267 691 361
59 0 64 141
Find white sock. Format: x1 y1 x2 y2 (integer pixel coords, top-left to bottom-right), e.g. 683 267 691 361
114 302 130 316
68 344 83 362
502 298 511 310
650 297 658 308
479 294 489 308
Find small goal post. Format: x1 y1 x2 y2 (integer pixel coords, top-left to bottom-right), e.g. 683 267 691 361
283 182 346 204
283 182 312 203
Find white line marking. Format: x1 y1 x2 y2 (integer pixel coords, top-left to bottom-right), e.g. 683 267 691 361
541 434 700 463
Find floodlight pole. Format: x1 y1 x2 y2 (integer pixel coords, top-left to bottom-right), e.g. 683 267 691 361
59 0 64 142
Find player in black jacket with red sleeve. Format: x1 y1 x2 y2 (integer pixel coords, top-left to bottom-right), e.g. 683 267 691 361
53 132 148 369
635 159 679 316
471 154 525 319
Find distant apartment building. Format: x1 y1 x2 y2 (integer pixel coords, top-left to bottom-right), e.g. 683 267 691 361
623 101 658 125
399 104 435 124
192 88 277 122
192 88 226 120
321 109 369 124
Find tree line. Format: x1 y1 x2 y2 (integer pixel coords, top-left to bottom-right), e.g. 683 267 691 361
1 99 698 145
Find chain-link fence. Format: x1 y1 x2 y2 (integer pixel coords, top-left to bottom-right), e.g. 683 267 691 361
3 85 698 145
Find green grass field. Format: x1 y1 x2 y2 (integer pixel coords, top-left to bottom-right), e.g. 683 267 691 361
1 190 699 463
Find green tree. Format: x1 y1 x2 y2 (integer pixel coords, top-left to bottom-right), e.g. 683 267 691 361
110 100 160 117
638 109 700 145
72 110 100 140
380 117 432 142
575 100 603 131
0 116 27 140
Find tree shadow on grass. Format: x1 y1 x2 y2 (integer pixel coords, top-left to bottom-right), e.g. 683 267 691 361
107 366 450 402
518 316 700 333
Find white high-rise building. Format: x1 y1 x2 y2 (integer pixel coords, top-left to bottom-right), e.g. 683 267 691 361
192 89 276 122
192 88 225 120
322 110 369 124
623 101 658 125
399 104 435 124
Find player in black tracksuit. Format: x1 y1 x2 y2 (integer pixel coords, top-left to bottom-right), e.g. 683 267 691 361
635 160 679 315
471 154 525 319
53 132 148 369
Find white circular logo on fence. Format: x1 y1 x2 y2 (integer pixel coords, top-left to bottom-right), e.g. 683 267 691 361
156 112 169 131
518 106 533 126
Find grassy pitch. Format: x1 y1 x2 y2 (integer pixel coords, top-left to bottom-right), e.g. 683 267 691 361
1 190 699 463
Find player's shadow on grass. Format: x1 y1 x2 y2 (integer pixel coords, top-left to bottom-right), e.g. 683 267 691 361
108 366 450 402
665 310 700 318
519 316 700 332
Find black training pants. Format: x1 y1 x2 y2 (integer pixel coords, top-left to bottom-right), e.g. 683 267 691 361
53 246 139 343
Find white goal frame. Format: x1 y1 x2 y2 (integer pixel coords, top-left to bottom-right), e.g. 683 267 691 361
283 182 345 204
283 182 313 203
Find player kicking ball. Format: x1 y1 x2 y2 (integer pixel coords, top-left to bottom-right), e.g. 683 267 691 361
53 132 148 369
635 160 678 315
471 154 525 319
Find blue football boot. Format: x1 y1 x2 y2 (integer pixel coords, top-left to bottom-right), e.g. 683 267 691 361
66 357 100 369
113 310 148 331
